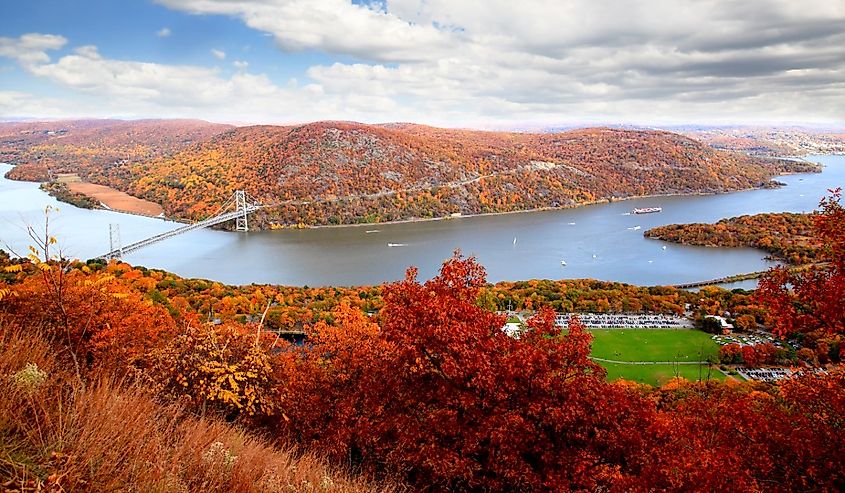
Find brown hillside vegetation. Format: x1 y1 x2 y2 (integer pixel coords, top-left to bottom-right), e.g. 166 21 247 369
111 122 816 227
1 119 232 181
0 329 394 492
645 212 820 264
2 120 820 227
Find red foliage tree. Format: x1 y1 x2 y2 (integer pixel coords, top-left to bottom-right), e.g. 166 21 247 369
719 343 742 364
621 375 845 492
277 254 652 491
757 189 845 342
742 345 760 367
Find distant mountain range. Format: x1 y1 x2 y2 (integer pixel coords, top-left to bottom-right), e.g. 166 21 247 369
0 119 822 228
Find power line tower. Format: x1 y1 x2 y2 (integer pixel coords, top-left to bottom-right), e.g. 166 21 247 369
109 223 122 258
235 190 249 232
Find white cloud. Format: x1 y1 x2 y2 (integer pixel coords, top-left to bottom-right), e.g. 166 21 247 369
156 27 171 38
0 33 67 66
4 0 845 125
155 0 455 63
151 0 845 124
0 35 410 123
0 90 69 117
211 49 226 60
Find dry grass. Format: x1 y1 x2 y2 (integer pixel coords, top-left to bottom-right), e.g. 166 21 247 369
0 326 397 492
67 182 164 216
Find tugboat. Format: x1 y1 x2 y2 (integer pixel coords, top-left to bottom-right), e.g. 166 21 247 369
632 207 662 214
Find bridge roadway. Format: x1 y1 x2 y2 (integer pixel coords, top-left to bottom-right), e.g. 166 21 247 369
100 204 261 259
671 270 766 289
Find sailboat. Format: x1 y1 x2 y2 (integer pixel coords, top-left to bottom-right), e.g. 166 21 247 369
513 237 517 245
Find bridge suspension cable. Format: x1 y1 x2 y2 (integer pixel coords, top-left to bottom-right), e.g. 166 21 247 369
98 190 261 260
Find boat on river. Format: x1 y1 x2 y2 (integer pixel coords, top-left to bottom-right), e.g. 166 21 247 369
632 207 662 214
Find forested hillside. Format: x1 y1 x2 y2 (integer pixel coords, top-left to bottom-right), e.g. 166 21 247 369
645 212 820 264
680 126 845 156
0 119 232 181
97 122 819 226
1 120 819 226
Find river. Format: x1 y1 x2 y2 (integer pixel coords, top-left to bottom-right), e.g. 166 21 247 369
1 155 843 287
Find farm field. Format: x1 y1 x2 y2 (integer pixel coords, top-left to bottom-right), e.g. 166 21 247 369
68 182 164 216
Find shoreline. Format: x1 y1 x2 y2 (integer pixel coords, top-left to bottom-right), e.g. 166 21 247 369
301 191 715 231
272 180 805 231
6 156 825 232
262 158 825 231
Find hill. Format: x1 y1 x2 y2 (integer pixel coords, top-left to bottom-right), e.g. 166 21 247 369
1 248 843 491
644 212 820 264
101 122 818 227
2 120 820 227
677 125 845 156
0 119 232 182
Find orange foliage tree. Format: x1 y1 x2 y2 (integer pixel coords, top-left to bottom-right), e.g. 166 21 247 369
0 215 175 377
146 324 277 421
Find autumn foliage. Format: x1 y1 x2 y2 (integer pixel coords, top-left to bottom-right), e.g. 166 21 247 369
2 119 818 227
1 119 230 182
646 211 821 264
757 189 845 361
146 324 277 420
277 257 656 490
1 195 845 490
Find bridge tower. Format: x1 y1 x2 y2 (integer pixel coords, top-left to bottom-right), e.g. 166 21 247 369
235 190 249 232
109 223 122 259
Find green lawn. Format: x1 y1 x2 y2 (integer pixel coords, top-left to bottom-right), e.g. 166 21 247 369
584 329 723 386
588 329 720 363
600 362 726 387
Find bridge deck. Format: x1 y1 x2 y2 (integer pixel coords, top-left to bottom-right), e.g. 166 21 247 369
100 205 260 259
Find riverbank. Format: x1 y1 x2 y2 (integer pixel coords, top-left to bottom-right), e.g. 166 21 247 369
283 184 799 231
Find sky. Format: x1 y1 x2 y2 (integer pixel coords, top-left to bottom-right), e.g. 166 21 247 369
1 0 844 127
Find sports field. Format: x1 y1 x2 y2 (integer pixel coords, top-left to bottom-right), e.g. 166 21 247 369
600 362 725 386
588 329 720 362
586 329 723 386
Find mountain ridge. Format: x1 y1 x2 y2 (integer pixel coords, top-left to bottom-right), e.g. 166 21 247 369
1 119 820 227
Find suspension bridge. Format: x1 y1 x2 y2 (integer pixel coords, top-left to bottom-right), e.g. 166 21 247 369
100 190 262 259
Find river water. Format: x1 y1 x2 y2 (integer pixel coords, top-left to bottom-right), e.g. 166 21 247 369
1 155 843 287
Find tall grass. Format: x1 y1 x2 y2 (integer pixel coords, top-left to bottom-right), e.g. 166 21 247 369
0 325 397 492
